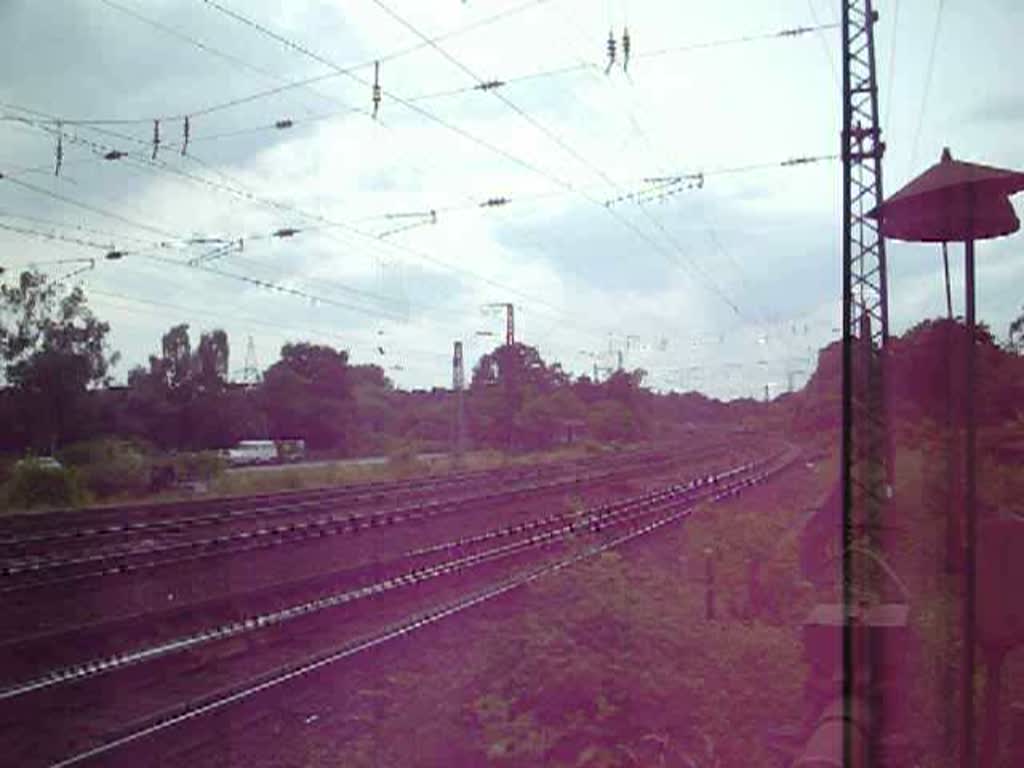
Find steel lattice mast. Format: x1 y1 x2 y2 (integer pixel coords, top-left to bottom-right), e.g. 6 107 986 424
841 0 892 765
842 0 891 511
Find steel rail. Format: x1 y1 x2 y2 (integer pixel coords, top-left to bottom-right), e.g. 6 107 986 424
45 453 791 768
0 452 694 592
3 458 774 704
0 448 679 547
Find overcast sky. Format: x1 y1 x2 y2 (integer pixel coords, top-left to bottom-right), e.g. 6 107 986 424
1 0 1021 398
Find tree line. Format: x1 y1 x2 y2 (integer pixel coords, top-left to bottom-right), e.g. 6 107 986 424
1 270 764 459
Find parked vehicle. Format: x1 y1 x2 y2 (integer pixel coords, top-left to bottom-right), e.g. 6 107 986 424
224 439 306 467
225 440 277 466
15 456 63 471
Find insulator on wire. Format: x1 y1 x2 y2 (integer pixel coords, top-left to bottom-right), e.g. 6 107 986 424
480 197 509 208
475 80 505 91
605 29 617 74
372 61 382 119
779 25 812 38
103 150 127 161
273 228 299 238
152 120 161 160
274 119 294 130
55 123 63 177
622 27 631 73
181 117 191 157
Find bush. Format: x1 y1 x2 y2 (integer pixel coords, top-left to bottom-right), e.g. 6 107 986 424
173 451 226 483
3 461 84 510
60 438 151 499
387 444 420 478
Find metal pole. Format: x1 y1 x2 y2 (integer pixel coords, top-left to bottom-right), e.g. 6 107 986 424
962 237 977 768
943 242 954 320
506 304 514 347
840 4 855 766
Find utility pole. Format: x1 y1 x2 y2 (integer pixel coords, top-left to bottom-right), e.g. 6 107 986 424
840 2 896 766
842 0 891 517
451 340 467 461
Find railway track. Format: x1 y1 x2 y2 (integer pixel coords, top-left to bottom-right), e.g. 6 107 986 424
0 446 798 768
0 447 692 586
0 457 722 602
0 457 764 694
0 447 682 550
2 443 739 651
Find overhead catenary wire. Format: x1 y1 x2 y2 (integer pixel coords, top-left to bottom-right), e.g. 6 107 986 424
909 0 946 172
9 0 558 129
12 105 835 220
96 0 340 122
882 0 901 132
0 7 839 326
2 98 630 345
0 209 429 324
0 19 839 131
0 225 464 373
2 106 608 338
0 163 604 365
364 0 747 316
4 4 843 374
83 287 454 372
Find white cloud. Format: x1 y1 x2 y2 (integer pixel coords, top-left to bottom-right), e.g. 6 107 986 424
1 0 1021 399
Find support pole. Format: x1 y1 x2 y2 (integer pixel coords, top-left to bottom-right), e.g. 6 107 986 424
962 237 977 768
943 242 954 320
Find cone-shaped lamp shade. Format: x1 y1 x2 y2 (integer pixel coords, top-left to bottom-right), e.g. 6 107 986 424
869 148 1024 243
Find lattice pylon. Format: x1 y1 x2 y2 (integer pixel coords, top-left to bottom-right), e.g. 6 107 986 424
841 2 895 766
842 0 891 573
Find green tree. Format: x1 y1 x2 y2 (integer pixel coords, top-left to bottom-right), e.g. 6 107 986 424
349 364 398 453
469 342 568 448
0 270 119 450
262 342 353 451
586 399 638 443
516 388 586 448
195 329 230 392
124 324 237 449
